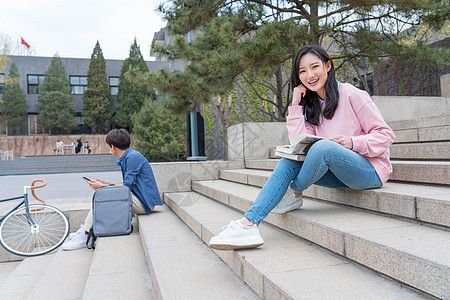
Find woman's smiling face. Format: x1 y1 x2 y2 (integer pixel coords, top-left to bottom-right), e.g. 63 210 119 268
298 52 331 100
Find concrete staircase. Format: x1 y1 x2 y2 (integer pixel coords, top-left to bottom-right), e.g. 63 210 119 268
0 114 448 299
158 115 449 299
0 233 157 300
0 154 120 176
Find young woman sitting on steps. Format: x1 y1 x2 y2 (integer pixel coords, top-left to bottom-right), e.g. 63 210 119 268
209 45 395 251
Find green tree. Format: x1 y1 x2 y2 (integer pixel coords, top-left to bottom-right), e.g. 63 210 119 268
149 0 448 116
115 38 154 131
133 98 186 161
83 41 113 133
1 63 27 135
0 53 8 75
37 54 75 134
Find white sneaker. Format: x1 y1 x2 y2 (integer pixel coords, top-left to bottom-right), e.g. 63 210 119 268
62 231 88 251
69 225 85 239
271 189 303 213
209 219 264 251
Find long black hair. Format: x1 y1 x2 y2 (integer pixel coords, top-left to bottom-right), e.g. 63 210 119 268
290 45 339 125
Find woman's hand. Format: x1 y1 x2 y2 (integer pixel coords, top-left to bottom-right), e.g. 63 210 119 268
292 84 306 106
332 135 353 149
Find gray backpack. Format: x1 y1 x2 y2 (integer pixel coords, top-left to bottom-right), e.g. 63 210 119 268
86 185 133 249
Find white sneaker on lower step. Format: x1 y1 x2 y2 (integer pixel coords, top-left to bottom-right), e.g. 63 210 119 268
271 189 303 213
69 224 85 239
209 219 264 251
62 231 88 251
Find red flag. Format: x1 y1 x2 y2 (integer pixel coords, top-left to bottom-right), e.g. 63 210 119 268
21 37 30 49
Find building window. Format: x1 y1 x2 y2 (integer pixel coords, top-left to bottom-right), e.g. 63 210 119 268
27 75 45 94
0 115 6 135
28 115 44 135
0 73 5 94
109 76 119 96
70 76 87 95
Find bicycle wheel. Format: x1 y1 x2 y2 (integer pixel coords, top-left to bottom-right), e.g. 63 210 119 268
0 204 69 256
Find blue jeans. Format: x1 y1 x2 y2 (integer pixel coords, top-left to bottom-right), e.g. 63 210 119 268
244 139 382 225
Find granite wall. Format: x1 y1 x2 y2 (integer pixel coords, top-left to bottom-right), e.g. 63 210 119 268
0 134 136 157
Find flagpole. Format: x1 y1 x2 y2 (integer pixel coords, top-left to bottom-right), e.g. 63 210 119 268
20 37 31 56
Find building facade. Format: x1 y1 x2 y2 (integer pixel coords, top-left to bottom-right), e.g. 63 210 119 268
0 55 169 135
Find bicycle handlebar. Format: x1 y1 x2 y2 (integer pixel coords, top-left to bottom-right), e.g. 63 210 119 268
31 179 47 189
30 179 47 205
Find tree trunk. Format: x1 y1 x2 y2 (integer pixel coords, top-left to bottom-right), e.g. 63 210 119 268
309 0 320 44
350 59 371 94
274 64 286 121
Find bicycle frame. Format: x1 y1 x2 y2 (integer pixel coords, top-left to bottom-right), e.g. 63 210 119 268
0 179 70 257
0 186 34 226
0 179 47 224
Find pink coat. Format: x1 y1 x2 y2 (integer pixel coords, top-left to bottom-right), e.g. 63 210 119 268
286 83 395 184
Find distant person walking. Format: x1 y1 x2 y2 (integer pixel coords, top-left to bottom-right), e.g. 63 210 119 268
55 140 64 155
85 141 91 154
75 139 82 154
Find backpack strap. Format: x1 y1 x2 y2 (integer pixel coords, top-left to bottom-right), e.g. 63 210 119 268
86 192 97 249
86 228 97 249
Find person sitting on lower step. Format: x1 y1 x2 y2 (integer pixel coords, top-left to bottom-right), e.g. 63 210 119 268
209 45 395 251
63 128 162 250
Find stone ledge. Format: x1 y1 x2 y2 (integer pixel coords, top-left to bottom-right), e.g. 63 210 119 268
150 160 245 199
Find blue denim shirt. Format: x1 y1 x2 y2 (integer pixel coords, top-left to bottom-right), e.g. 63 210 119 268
117 148 162 214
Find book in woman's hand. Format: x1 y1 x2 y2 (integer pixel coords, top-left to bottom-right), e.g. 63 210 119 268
275 133 325 160
274 151 307 161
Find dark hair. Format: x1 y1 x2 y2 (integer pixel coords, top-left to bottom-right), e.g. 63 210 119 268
106 128 130 150
290 45 339 125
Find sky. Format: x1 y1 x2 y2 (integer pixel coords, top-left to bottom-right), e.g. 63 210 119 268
0 0 168 61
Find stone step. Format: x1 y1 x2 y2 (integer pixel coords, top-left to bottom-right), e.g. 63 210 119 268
83 233 156 299
0 260 20 283
0 253 55 299
389 141 450 160
138 205 260 299
389 160 449 185
164 191 430 299
27 248 94 299
388 114 449 143
192 179 450 298
219 168 450 227
393 125 449 143
388 114 449 131
246 158 278 170
254 157 449 185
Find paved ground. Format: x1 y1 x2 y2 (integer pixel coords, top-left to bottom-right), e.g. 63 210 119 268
0 171 122 206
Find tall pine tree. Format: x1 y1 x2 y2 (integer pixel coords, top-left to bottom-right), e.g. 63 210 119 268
134 97 186 161
83 41 112 133
150 0 449 116
38 54 75 134
1 63 27 135
115 38 154 131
